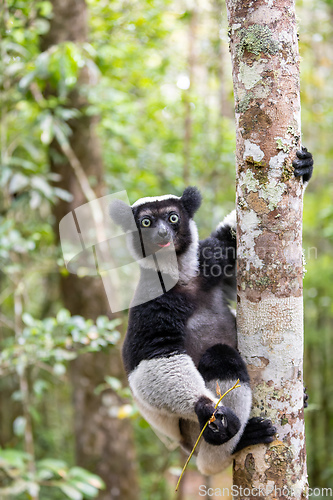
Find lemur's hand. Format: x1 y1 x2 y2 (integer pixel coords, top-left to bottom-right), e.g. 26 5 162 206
293 147 314 183
195 396 241 446
304 386 309 408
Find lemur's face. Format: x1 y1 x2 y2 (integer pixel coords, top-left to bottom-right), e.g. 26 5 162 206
109 187 202 262
133 200 191 256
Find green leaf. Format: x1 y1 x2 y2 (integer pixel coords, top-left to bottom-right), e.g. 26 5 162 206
22 313 35 327
96 316 108 328
13 416 26 437
53 363 66 376
33 379 49 397
53 120 72 145
18 71 37 90
59 484 83 500
68 480 98 497
53 187 73 202
37 458 67 474
68 467 105 489
36 1 53 18
36 468 54 481
5 61 25 76
8 156 38 171
34 18 50 35
104 376 122 391
0 449 30 472
55 107 81 121
56 309 71 324
30 191 42 210
8 173 29 194
40 113 55 145
31 176 53 198
5 41 29 57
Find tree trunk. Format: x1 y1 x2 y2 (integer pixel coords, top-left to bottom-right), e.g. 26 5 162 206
42 2 139 499
225 0 308 498
183 7 197 185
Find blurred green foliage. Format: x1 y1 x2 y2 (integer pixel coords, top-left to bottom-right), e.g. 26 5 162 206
0 451 105 500
0 0 332 498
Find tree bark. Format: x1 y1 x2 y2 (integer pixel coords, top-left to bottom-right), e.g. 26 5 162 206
225 0 308 498
42 2 139 499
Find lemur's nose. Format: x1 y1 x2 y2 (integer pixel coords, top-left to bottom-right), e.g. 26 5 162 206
158 227 168 238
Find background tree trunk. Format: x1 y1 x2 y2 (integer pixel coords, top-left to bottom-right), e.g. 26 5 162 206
225 0 308 498
42 1 139 499
183 6 197 185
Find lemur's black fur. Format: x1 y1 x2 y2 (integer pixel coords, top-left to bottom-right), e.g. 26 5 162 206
110 149 312 475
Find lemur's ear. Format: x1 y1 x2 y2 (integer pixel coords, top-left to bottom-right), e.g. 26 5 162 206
180 187 202 218
109 199 135 232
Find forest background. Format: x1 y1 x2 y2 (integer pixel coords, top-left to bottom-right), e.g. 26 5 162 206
0 0 332 499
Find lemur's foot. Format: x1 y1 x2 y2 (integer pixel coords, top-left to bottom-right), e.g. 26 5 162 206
233 416 276 453
195 396 241 446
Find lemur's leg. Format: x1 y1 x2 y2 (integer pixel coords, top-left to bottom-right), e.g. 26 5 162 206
129 350 244 447
128 354 216 422
194 344 252 475
129 353 236 443
194 344 276 474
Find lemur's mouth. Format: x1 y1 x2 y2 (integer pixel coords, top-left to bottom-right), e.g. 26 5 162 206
157 242 171 248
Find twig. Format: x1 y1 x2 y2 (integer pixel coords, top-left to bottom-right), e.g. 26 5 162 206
57 135 97 205
175 379 241 492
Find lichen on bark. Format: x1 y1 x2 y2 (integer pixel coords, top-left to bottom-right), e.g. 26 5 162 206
237 24 279 57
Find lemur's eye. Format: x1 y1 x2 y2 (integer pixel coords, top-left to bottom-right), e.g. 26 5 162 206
169 214 179 224
141 218 151 228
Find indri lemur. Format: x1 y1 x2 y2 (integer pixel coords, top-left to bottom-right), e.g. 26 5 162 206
110 148 313 475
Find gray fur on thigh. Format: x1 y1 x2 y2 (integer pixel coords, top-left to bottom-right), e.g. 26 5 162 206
128 354 217 420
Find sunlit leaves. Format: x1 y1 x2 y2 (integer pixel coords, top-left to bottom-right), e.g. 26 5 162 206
0 452 105 499
0 309 121 376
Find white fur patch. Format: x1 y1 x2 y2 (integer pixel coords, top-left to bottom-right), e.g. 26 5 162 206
177 219 199 284
216 209 237 232
131 194 180 208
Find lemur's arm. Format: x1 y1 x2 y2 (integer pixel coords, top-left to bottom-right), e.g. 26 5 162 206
198 148 314 289
199 210 237 293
